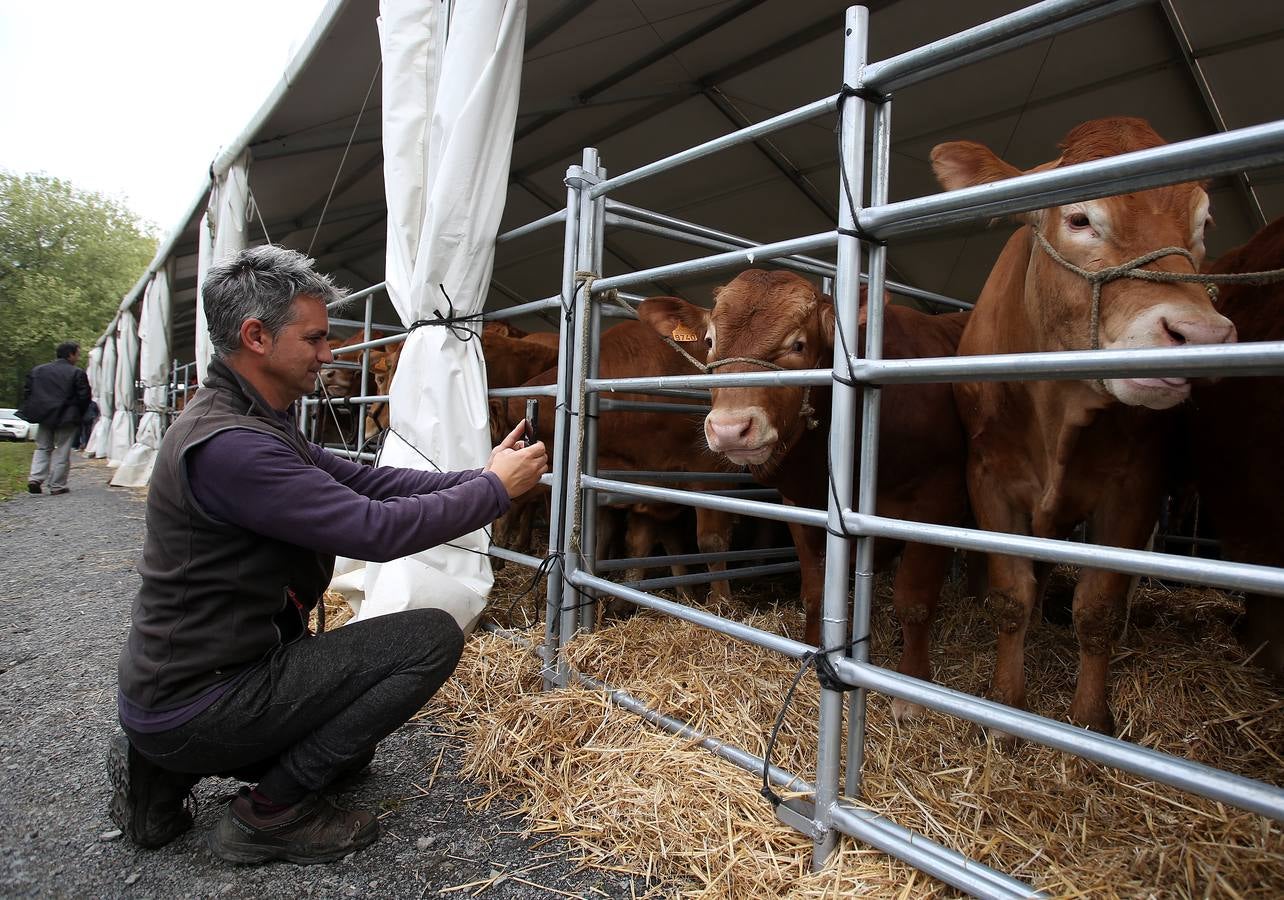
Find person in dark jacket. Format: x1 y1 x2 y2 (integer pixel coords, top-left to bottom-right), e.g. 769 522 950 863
110 245 547 864
21 340 91 494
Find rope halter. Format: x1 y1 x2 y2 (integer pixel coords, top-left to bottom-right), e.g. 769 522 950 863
1029 227 1216 353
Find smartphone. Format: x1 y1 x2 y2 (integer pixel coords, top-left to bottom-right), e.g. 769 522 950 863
524 399 539 446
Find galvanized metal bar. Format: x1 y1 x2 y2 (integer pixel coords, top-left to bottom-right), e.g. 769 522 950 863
604 212 837 280
624 560 800 592
592 367 830 393
860 121 1284 240
831 657 1284 823
322 332 407 354
863 0 1147 93
328 317 407 333
589 95 840 200
843 512 1284 597
486 545 544 570
591 232 838 294
584 474 827 528
495 208 568 244
813 6 868 869
542 165 584 690
329 281 386 309
847 342 1284 383
487 385 559 399
845 78 891 801
597 399 710 414
581 159 609 633
596 470 755 484
482 296 562 321
321 447 378 462
557 150 603 680
595 545 797 572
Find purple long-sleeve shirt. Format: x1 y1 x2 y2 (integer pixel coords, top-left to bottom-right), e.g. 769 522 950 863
186 428 510 562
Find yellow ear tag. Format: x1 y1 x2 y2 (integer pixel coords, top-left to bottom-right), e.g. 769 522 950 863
671 324 699 342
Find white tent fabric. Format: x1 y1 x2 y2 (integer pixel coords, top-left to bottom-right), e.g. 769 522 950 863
353 0 527 632
87 324 117 459
195 154 250 382
84 345 102 430
194 212 215 383
111 271 172 487
107 314 139 467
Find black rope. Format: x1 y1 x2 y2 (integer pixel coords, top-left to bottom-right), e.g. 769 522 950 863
760 634 871 808
838 82 888 105
406 284 485 342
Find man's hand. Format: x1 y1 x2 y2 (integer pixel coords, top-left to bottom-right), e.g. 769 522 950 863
486 421 548 498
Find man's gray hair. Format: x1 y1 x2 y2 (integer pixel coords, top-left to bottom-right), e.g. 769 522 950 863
203 245 348 357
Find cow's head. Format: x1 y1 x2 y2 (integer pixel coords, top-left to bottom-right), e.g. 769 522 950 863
932 116 1235 410
639 270 849 475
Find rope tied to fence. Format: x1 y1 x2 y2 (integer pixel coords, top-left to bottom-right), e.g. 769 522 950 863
760 634 870 809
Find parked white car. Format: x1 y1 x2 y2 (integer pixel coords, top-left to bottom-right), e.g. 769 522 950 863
0 408 33 442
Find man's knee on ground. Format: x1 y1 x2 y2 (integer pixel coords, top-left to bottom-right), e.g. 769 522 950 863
397 607 465 669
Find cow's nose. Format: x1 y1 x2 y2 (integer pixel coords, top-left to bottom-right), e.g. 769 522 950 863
707 416 755 449
1161 314 1236 346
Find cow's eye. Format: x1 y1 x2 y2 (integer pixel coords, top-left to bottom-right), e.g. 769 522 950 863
704 336 713 349
1067 212 1092 230
791 340 805 353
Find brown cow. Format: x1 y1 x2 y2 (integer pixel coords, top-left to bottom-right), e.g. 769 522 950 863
932 117 1236 734
504 317 736 602
638 271 970 718
1189 216 1284 676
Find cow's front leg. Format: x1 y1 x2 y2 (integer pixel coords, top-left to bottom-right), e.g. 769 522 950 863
785 514 827 646
889 541 952 722
695 507 734 602
1070 485 1162 735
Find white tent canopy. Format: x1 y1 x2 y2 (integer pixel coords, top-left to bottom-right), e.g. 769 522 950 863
107 313 139 467
356 0 527 630
87 321 116 459
195 153 251 382
111 270 172 488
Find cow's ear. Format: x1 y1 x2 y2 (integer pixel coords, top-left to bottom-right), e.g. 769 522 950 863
637 296 711 345
931 140 1022 191
818 290 871 350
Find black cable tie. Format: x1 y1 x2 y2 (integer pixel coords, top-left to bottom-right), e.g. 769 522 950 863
836 223 887 248
839 82 889 105
814 635 870 693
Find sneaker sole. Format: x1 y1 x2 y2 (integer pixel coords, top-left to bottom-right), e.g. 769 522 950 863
107 733 193 848
208 818 380 865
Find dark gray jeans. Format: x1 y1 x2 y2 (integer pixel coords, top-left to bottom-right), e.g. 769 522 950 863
127 608 464 801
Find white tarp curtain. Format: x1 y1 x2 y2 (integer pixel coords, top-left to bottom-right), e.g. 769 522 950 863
107 313 139 466
351 0 526 631
111 270 172 487
195 153 250 383
87 323 117 458
84 345 102 429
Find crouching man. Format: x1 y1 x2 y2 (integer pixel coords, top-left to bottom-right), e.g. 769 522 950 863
110 245 547 864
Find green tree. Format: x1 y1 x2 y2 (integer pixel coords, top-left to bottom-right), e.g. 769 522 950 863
0 170 157 405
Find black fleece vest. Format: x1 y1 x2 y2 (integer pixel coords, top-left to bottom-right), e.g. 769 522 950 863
117 358 334 710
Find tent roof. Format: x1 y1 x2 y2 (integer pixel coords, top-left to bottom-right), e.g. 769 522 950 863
132 0 1284 355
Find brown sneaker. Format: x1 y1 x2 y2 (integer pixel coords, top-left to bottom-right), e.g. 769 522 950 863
208 786 379 865
107 733 199 849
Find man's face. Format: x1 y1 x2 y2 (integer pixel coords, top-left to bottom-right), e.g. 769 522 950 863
262 295 333 407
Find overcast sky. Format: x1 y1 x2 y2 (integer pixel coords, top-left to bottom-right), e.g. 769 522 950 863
0 0 331 233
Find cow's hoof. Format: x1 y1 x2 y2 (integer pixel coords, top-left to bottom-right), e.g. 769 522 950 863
889 697 926 723
1067 702 1115 737
974 723 1022 749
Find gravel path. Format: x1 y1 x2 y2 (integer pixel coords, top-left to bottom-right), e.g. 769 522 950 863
0 457 646 899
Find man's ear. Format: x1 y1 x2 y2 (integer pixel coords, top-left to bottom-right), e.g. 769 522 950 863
637 296 711 345
239 318 270 356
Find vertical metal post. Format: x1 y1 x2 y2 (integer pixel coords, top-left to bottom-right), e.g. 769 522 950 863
811 5 868 872
845 90 891 798
580 160 609 632
358 290 375 452
556 148 602 683
167 359 178 432
541 163 585 690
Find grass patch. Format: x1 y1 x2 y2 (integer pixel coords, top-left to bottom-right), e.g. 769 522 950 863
0 441 36 500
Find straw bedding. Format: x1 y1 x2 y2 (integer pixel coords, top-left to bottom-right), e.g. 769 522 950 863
363 557 1280 898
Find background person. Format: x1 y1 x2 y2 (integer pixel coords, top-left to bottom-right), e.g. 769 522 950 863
74 398 100 451
110 245 547 864
20 340 91 494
